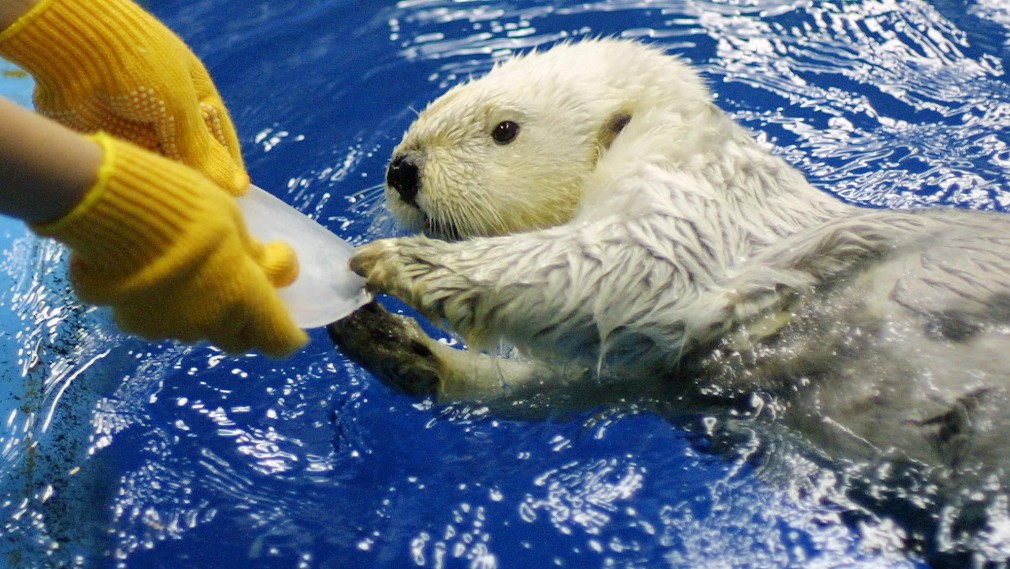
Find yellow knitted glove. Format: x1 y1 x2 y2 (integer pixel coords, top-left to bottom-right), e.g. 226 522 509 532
0 0 247 195
33 133 308 357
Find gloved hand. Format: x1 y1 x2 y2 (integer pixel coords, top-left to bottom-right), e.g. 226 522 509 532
0 0 247 195
33 133 309 357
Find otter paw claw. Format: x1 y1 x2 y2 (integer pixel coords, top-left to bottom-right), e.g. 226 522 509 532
350 239 404 293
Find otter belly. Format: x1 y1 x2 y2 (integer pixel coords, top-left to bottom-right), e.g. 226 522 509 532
696 211 1010 476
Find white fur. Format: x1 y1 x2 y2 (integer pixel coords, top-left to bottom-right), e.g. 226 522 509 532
332 39 1010 562
349 39 1010 477
362 39 875 364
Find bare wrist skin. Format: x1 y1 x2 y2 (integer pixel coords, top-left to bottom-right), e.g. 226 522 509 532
0 0 40 30
0 97 103 224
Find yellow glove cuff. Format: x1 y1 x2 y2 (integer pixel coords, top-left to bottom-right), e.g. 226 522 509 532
34 133 219 279
0 0 55 43
0 0 248 195
34 133 307 356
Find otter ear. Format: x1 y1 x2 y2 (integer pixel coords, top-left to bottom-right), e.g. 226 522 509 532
597 111 631 152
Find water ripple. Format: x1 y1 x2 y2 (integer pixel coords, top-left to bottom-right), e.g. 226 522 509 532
2 0 1010 566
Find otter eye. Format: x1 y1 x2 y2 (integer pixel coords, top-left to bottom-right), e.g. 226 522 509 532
491 121 520 145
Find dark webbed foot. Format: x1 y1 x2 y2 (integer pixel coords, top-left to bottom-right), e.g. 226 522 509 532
328 301 442 397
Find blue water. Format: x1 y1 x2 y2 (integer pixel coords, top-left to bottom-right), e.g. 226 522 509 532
1 0 1009 567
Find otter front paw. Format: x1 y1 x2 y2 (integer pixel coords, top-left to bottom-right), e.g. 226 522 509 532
349 237 446 320
349 239 405 293
349 236 492 339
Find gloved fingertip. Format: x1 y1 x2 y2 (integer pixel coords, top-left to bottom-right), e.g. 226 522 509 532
232 168 250 196
261 328 310 359
225 305 308 358
216 329 307 358
191 139 247 196
210 161 248 197
261 241 300 288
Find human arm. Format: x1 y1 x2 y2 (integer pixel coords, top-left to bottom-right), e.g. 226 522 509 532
0 101 308 356
0 96 99 223
0 0 37 30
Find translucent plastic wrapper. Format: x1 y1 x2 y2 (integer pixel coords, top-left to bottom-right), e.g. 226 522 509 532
238 184 370 328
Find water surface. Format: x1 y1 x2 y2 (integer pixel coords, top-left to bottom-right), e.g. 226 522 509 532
1 0 1009 567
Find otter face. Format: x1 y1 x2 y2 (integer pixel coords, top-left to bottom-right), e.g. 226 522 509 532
385 45 635 240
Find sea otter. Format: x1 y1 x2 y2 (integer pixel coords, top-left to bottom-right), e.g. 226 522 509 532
329 39 1010 564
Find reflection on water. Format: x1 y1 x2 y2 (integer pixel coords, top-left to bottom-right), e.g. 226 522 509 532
0 235 139 564
1 0 1009 567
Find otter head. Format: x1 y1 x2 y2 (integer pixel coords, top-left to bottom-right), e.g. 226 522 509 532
382 40 674 240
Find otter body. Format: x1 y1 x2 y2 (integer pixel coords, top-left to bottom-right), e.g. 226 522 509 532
332 39 1010 563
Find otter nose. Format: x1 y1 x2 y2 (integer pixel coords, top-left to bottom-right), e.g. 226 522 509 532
386 153 420 206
